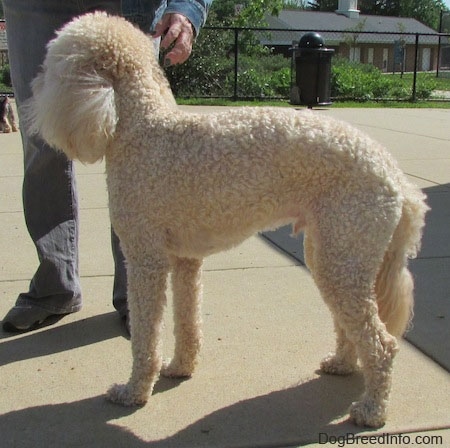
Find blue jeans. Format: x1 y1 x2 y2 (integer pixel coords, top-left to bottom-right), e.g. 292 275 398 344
3 0 160 315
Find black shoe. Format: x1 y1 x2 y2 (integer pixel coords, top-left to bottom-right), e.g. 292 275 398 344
2 305 70 332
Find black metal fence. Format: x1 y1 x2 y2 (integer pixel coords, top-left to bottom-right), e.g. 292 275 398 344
166 26 450 102
2 24 450 102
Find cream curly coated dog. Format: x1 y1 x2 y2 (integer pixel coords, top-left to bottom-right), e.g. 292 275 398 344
25 13 428 427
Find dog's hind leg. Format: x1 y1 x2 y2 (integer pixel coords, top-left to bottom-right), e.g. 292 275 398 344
346 308 397 428
107 258 169 406
310 222 398 427
162 257 203 378
305 233 358 375
319 274 397 427
303 231 357 375
320 318 358 375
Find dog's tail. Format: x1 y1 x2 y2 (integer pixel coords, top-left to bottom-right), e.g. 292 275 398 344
22 12 175 164
375 184 429 337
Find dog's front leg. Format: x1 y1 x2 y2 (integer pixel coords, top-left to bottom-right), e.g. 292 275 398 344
162 257 203 378
107 260 169 406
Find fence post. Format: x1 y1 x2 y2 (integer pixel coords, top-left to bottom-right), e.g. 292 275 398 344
437 9 443 78
233 27 239 101
412 33 419 102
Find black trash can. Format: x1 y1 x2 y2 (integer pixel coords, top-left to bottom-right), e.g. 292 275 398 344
291 32 334 108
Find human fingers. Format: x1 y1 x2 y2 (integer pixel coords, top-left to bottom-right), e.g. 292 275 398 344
153 13 194 65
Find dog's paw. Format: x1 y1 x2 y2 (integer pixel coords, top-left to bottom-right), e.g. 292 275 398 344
160 358 194 378
106 383 148 407
349 399 386 428
320 353 357 375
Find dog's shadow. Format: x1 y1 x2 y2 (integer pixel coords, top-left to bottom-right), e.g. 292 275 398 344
0 371 367 447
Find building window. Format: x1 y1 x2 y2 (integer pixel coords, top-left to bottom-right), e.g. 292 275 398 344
382 48 389 72
349 46 361 62
367 48 374 65
422 48 431 71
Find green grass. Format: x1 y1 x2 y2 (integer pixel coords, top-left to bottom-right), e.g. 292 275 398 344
177 97 450 109
385 71 450 91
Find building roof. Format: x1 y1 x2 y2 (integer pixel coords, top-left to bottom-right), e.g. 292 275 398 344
262 10 440 46
273 10 437 34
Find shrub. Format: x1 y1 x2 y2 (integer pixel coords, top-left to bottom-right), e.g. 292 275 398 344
166 28 291 99
331 57 390 100
331 57 437 101
414 75 437 99
1 64 12 87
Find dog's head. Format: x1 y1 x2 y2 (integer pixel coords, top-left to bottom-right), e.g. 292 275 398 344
21 13 123 162
23 12 174 163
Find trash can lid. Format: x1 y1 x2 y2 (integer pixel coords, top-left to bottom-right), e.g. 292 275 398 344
299 32 324 48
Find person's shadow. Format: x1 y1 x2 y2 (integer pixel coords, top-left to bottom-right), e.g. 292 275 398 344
0 312 126 366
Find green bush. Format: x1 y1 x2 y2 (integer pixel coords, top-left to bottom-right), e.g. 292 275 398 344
166 28 291 99
415 75 437 99
331 57 436 101
332 58 389 100
231 54 290 98
1 64 12 87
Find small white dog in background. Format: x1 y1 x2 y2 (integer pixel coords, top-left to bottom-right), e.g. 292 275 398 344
0 96 18 133
24 12 428 427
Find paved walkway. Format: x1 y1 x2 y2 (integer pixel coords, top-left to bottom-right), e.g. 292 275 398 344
0 106 449 447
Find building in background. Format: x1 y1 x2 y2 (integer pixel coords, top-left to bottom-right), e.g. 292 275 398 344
263 0 442 73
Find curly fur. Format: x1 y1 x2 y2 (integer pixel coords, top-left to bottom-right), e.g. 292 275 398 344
24 12 429 427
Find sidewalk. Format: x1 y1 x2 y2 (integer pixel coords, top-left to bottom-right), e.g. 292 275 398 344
0 106 449 447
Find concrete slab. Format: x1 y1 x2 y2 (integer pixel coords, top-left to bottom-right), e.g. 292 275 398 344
1 257 450 448
1 106 449 447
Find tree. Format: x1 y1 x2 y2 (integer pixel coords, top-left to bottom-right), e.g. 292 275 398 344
397 0 447 30
309 0 448 30
358 1 399 16
343 17 367 58
283 0 309 8
308 0 337 11
233 0 285 27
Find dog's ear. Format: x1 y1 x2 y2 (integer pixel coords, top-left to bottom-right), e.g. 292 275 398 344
22 53 117 164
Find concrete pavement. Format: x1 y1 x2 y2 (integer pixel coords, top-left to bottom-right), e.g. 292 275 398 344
0 106 449 447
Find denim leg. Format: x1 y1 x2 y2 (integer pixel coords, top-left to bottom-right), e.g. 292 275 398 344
111 229 128 316
111 1 161 316
4 0 123 313
121 0 161 31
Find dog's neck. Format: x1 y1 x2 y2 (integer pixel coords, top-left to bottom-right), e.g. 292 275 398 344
113 68 178 116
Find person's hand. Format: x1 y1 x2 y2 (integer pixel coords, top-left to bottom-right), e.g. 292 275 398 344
153 13 194 66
